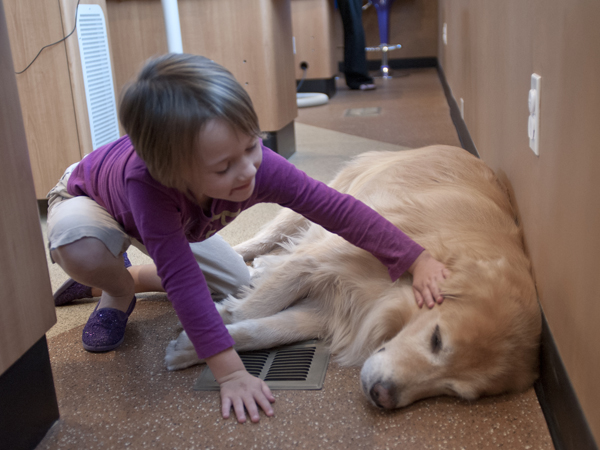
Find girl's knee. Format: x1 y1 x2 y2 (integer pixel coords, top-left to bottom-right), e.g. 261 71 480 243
51 237 115 272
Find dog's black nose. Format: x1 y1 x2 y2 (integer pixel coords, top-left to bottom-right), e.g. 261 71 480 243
369 381 396 409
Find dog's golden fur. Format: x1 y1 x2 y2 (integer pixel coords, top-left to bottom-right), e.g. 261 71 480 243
165 145 541 409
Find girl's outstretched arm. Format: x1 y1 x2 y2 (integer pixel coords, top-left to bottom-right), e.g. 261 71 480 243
408 251 450 309
206 347 275 423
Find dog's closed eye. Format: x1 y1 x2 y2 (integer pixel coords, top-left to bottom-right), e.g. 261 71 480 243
431 325 442 353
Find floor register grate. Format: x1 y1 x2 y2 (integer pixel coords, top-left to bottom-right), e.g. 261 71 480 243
344 107 382 117
194 340 330 390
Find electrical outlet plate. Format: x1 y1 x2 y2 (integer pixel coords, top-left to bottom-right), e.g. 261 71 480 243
528 74 541 156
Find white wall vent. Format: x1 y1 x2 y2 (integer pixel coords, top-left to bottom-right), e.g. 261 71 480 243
76 4 120 151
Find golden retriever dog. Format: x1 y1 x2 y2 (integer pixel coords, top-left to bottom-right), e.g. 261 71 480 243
165 145 541 409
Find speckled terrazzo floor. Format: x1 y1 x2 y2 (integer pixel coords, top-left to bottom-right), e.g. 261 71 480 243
37 70 554 449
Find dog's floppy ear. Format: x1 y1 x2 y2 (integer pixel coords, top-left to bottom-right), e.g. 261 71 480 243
436 255 510 302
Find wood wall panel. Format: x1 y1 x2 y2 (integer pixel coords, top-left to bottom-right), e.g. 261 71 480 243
291 0 337 80
4 0 82 198
0 1 56 374
438 0 600 444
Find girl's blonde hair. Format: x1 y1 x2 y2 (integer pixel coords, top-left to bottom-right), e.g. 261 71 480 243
119 53 261 191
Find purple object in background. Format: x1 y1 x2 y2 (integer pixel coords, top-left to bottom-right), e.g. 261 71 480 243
371 0 395 45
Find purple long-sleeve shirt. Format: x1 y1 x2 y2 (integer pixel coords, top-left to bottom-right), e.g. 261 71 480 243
68 136 424 358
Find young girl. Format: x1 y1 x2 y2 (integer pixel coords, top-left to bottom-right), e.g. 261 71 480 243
47 53 449 424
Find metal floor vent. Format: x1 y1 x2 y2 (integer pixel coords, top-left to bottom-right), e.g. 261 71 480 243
344 107 382 117
194 340 330 391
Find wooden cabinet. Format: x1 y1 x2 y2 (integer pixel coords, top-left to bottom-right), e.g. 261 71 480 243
1 7 59 447
0 0 56 378
179 0 297 133
106 0 298 134
291 0 338 81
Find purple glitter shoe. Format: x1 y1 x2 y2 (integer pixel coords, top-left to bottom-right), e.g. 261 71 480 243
82 296 137 352
53 278 93 306
53 252 133 306
122 252 132 269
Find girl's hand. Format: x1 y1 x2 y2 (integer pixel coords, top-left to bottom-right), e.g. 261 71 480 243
218 369 275 423
206 347 275 423
408 250 450 309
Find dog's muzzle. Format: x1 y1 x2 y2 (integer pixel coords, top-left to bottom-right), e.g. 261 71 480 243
361 351 399 409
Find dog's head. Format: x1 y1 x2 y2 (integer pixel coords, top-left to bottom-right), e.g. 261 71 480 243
360 256 541 409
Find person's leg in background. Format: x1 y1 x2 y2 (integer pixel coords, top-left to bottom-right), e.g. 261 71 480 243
338 0 376 90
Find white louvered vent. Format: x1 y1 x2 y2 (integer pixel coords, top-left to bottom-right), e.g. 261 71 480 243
76 4 120 151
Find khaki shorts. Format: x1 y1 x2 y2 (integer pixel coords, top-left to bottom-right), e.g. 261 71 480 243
47 163 131 261
46 163 250 299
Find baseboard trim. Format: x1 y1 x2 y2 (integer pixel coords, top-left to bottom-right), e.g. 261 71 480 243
535 315 598 450
0 336 60 450
436 63 478 157
436 58 598 450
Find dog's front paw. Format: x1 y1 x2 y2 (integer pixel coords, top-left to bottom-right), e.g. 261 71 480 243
164 330 203 371
248 258 269 285
216 297 234 324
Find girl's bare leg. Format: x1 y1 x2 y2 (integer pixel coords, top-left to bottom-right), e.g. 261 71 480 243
89 264 164 297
